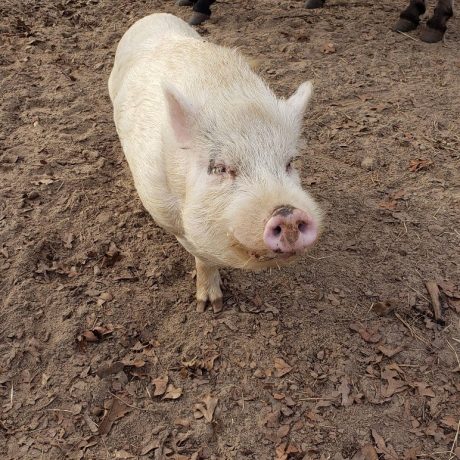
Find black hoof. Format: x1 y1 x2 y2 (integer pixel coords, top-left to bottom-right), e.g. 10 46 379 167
176 0 193 6
188 12 210 26
304 0 325 8
394 18 418 32
420 26 444 43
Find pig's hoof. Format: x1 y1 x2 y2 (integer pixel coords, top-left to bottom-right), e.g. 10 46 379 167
420 26 444 43
176 0 193 6
189 12 210 26
304 0 325 9
196 296 223 313
196 299 207 313
211 297 223 314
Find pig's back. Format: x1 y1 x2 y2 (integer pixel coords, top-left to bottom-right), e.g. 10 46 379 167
109 13 200 101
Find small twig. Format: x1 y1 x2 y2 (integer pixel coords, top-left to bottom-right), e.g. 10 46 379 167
397 30 418 42
9 383 14 408
298 397 336 401
406 284 430 303
46 409 75 413
306 254 335 260
395 312 429 346
448 419 460 460
108 391 156 412
447 341 460 369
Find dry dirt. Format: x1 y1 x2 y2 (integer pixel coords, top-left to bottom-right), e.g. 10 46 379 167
1 0 460 459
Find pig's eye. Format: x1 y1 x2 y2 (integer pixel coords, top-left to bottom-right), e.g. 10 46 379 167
211 165 227 175
208 160 236 178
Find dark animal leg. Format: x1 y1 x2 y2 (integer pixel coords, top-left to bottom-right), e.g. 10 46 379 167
189 0 216 25
304 0 326 9
395 0 426 32
421 0 454 42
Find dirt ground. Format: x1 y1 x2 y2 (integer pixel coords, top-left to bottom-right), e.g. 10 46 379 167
1 0 460 459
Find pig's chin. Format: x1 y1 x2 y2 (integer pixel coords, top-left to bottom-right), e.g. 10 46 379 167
228 235 302 270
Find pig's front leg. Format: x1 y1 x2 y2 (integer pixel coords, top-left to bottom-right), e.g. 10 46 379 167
195 257 223 313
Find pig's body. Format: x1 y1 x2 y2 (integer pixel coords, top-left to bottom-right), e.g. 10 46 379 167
109 14 322 312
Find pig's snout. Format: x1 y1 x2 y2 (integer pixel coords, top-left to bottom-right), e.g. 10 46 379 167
263 206 318 254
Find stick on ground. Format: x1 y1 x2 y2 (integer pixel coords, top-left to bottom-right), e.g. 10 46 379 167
425 280 442 321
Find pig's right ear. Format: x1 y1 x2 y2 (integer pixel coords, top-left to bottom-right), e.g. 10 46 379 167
162 83 196 147
286 81 313 121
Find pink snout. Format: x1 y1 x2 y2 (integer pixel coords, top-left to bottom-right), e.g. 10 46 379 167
263 206 318 254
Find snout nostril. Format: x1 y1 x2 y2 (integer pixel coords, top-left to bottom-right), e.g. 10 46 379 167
273 225 282 237
298 221 308 233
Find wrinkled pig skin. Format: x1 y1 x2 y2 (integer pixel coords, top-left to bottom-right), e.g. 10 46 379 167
109 13 322 312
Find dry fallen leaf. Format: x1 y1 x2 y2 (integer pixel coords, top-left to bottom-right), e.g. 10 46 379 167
97 291 113 306
437 280 460 298
194 394 218 422
114 450 135 459
182 353 219 372
440 415 459 430
163 384 182 400
372 301 395 316
379 190 407 210
381 365 407 398
80 330 98 343
33 178 55 185
371 429 398 459
96 361 124 378
403 446 421 460
274 358 292 377
140 439 160 456
277 424 290 439
409 158 433 172
378 345 403 358
120 356 145 368
338 377 353 407
379 199 398 210
349 323 381 343
98 397 131 435
102 241 122 267
275 442 299 460
414 382 435 398
63 232 74 249
321 42 336 54
83 413 99 434
152 376 168 396
351 444 378 460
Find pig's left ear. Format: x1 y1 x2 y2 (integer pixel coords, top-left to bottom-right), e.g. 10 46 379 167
286 81 313 120
162 83 197 147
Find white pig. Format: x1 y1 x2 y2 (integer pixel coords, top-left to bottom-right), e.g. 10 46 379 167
109 13 322 313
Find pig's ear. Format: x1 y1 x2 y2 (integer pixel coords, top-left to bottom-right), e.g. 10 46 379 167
163 83 196 147
286 81 313 119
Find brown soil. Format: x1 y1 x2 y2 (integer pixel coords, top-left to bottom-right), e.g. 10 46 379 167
1 1 460 459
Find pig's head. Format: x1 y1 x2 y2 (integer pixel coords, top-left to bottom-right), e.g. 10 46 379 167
164 79 322 269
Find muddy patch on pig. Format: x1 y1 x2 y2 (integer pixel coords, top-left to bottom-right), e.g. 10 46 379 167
1 0 459 459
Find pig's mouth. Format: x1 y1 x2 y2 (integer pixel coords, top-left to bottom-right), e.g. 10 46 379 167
228 233 305 268
249 250 300 262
